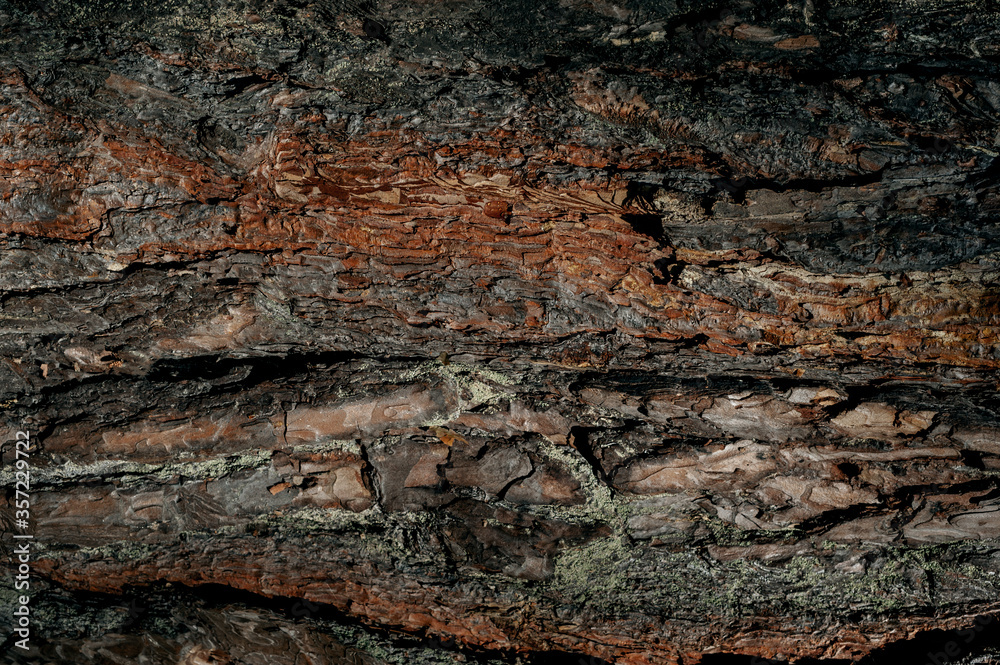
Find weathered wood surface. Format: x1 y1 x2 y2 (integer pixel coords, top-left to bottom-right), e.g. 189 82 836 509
1 0 1000 663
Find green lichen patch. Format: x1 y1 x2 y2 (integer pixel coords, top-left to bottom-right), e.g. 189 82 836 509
550 531 1000 621
291 438 364 457
73 541 159 563
1 449 273 489
246 504 445 567
403 359 521 428
536 434 1000 621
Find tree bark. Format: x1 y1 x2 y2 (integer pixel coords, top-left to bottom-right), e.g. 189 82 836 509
1 0 1000 663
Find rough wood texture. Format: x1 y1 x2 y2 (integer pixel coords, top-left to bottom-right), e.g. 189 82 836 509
1 0 1000 663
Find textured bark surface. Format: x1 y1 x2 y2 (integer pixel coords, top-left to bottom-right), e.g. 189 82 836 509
2 0 1000 663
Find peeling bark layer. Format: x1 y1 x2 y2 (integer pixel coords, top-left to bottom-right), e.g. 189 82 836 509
1 0 1000 663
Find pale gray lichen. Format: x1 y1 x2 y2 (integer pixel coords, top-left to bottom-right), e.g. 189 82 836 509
402 359 521 427
535 439 1000 620
0 449 273 488
291 438 363 456
74 541 159 563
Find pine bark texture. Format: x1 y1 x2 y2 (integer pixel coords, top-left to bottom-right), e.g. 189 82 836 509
1 0 1000 663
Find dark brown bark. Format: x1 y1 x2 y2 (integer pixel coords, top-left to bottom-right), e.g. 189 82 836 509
1 0 1000 663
